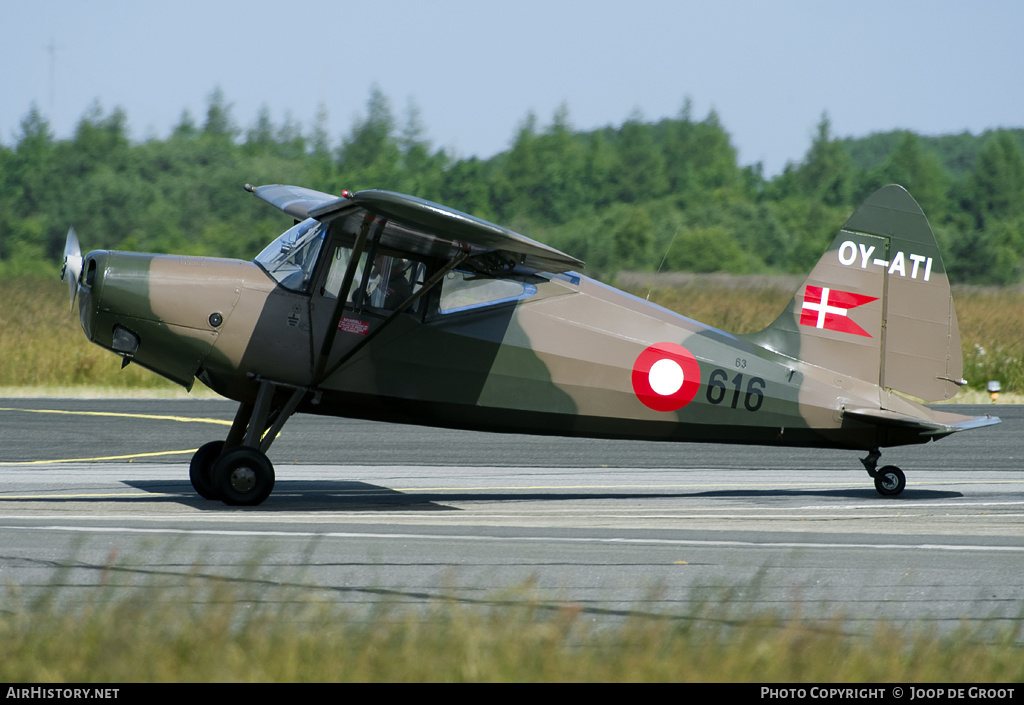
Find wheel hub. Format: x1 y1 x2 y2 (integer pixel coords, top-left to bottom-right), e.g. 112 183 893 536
229 466 257 493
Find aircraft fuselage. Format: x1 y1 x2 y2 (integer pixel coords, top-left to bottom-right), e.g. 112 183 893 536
79 249 941 452
66 184 998 505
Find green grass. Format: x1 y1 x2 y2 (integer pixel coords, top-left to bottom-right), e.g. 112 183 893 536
1 566 1021 682
4 276 1024 395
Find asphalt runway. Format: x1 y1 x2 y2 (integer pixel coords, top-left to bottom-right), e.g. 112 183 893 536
1 398 1021 633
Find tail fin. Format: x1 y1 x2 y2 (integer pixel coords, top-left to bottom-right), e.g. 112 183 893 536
747 185 964 402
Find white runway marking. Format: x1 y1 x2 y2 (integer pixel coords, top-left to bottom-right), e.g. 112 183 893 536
3 523 1023 554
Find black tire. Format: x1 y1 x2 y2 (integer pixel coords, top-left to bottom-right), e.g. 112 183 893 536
874 465 906 496
189 441 225 500
213 446 275 506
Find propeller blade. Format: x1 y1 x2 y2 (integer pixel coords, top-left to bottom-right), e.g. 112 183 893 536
62 226 83 309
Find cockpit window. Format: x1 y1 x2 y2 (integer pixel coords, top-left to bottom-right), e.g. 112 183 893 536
438 270 537 314
254 218 327 291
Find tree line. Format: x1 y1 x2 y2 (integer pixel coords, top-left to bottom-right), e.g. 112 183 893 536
2 87 1023 283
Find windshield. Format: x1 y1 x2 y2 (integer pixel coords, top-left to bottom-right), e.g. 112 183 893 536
254 218 327 291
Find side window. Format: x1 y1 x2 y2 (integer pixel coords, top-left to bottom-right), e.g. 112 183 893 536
322 245 367 300
323 246 426 314
361 255 425 312
438 270 537 314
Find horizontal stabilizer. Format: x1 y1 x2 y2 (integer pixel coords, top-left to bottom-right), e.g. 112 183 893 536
844 407 1000 439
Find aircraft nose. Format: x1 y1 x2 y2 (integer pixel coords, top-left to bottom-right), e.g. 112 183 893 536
77 249 156 356
74 250 242 389
76 250 106 341
78 249 154 330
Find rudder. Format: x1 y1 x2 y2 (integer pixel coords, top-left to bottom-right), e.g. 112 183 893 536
747 185 964 402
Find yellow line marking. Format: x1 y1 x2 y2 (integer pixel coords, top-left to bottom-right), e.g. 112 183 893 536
0 406 222 465
0 407 231 426
0 492 176 499
0 449 199 466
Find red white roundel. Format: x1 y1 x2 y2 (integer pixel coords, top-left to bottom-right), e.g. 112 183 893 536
631 342 701 412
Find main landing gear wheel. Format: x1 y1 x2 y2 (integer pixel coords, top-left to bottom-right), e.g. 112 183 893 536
189 441 225 500
873 465 906 497
213 446 276 506
203 378 304 506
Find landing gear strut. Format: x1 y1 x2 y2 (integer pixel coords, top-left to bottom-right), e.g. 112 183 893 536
188 378 307 506
860 447 906 496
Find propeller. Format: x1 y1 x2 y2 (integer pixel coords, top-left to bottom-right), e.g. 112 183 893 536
61 226 83 309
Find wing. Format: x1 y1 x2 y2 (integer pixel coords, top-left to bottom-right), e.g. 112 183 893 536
245 184 341 221
345 190 583 273
250 184 583 275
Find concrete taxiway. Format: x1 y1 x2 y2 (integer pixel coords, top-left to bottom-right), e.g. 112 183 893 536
1 398 1021 631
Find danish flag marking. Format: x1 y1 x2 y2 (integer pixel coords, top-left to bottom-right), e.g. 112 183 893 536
799 286 878 338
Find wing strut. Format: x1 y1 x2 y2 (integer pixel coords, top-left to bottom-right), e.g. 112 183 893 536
314 248 470 386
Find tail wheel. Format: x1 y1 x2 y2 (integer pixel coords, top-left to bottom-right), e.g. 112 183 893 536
213 446 275 506
189 441 225 500
874 465 906 496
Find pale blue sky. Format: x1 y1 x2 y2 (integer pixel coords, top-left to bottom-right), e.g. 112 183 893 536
3 0 1022 175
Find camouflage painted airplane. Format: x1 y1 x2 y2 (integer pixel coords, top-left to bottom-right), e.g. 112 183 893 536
61 183 999 505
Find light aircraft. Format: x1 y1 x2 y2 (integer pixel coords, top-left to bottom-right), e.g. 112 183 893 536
61 183 999 505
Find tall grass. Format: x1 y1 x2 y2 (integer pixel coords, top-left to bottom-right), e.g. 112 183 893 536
1 567 1021 682
3 276 1024 393
0 278 180 391
956 288 1024 395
